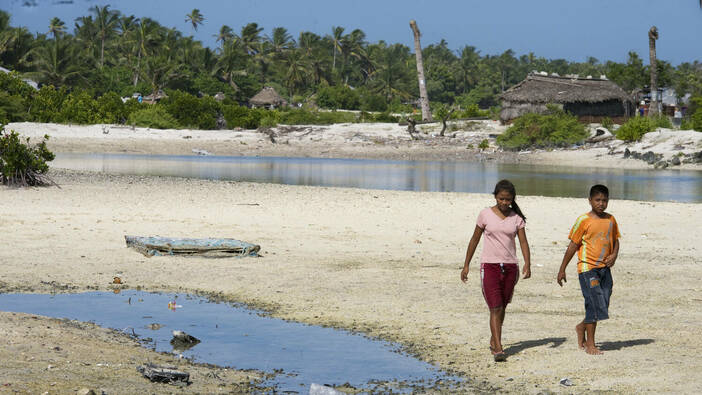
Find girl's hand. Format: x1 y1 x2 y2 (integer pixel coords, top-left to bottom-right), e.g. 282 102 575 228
522 264 531 279
460 266 469 283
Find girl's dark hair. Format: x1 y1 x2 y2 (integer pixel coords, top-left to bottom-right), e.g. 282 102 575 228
493 179 526 222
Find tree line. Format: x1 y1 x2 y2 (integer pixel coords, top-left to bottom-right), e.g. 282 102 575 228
1 6 702 111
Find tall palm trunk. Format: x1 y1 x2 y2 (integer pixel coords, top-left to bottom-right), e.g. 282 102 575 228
648 26 659 117
409 20 432 121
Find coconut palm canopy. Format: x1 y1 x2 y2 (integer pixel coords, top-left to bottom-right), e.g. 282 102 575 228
500 73 631 104
249 86 287 106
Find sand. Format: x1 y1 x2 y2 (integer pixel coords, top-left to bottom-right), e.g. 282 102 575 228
1 169 701 393
0 121 701 393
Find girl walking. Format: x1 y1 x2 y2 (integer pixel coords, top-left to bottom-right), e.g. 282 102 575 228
460 179 531 362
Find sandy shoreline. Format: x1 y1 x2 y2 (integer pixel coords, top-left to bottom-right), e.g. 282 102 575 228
6 121 702 170
1 169 700 393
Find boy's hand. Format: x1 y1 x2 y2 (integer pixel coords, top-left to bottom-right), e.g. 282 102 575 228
557 270 567 286
460 266 469 283
522 264 531 279
604 254 617 267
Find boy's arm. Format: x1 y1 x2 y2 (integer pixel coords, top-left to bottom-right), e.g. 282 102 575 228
517 228 531 279
557 241 580 286
604 239 619 267
461 225 484 283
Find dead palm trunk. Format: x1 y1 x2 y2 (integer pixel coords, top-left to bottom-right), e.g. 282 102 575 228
648 26 659 117
409 20 432 122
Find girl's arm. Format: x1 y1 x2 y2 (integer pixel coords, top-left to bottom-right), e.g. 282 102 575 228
517 228 531 279
460 225 483 283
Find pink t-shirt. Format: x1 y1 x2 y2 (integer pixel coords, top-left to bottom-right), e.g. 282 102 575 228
476 207 525 264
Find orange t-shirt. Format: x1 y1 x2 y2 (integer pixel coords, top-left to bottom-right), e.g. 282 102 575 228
568 212 621 274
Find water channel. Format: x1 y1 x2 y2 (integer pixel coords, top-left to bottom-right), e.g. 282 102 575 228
0 290 463 393
53 153 702 202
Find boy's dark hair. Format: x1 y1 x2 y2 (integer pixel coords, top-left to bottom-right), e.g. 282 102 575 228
589 184 609 198
493 179 526 221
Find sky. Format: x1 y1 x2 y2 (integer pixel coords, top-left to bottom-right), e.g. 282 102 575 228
3 0 702 65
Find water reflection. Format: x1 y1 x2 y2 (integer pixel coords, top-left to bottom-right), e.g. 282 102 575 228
52 153 702 202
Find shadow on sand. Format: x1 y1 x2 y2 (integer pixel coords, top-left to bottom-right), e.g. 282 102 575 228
599 338 654 351
504 337 566 356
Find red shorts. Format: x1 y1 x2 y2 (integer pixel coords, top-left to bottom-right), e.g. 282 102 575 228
480 263 519 309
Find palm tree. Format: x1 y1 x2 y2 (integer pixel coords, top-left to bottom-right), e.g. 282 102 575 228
409 20 431 121
130 17 162 86
90 5 120 68
648 26 659 116
267 27 295 55
47 17 66 39
185 9 204 32
213 38 246 91
215 25 234 47
283 49 310 96
330 26 344 71
28 37 86 86
240 23 263 55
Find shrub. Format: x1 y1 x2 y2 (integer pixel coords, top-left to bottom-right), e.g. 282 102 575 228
95 92 127 124
222 104 264 129
600 117 614 130
127 106 180 129
0 92 29 124
0 70 35 97
161 90 220 130
691 109 702 132
58 91 101 124
454 103 488 119
497 106 587 150
316 85 361 110
0 129 55 186
478 139 490 149
360 92 388 112
614 115 671 141
29 85 69 123
367 111 399 123
259 112 279 128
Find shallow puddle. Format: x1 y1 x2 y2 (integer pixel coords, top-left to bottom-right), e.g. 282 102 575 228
0 290 463 393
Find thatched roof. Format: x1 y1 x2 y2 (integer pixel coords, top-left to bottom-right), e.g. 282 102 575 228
249 86 287 106
501 74 631 104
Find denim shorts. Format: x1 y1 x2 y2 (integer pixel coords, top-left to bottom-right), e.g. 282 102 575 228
578 267 613 323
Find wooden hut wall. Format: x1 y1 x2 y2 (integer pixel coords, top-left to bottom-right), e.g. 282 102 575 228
500 101 550 123
563 99 627 117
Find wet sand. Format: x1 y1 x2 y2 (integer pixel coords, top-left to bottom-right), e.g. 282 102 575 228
1 169 700 393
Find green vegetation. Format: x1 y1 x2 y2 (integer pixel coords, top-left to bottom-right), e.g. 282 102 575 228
600 117 614 130
615 115 672 141
0 129 55 186
478 139 489 149
128 106 180 129
0 7 701 129
497 106 587 150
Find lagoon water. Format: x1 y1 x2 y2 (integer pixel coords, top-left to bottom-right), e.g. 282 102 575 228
0 290 463 393
52 153 702 203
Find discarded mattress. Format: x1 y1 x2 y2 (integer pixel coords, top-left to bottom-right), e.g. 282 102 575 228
125 236 260 257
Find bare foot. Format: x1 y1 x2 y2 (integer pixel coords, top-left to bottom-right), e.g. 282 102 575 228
575 322 586 350
585 344 603 355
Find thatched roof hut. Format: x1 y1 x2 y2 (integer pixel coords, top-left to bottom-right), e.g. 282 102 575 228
249 86 287 109
500 73 633 123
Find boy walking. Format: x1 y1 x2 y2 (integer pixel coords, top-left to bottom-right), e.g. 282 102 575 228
557 185 620 355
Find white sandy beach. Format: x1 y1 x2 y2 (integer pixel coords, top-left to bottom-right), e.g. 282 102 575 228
0 122 701 393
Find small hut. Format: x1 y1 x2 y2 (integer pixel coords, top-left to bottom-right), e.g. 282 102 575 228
500 73 633 123
249 86 287 109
